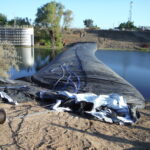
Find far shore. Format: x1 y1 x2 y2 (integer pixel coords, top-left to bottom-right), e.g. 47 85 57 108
32 44 150 52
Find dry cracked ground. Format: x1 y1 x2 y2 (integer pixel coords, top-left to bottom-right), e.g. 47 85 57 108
0 101 150 150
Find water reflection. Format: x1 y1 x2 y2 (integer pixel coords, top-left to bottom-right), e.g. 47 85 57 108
96 50 150 99
21 47 34 67
9 47 50 79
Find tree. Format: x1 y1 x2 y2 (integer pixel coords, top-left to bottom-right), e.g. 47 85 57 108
118 21 137 30
83 19 94 28
63 10 73 30
8 17 31 26
0 13 7 26
35 1 64 27
35 1 64 58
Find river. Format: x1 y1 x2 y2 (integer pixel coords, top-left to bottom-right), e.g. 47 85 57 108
8 47 150 100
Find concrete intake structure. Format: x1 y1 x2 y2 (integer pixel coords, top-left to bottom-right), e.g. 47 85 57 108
0 27 34 46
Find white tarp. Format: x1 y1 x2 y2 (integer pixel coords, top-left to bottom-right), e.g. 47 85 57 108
40 91 135 125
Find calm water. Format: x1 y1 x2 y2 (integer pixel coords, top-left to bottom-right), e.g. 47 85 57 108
96 50 150 100
9 48 150 99
9 47 50 79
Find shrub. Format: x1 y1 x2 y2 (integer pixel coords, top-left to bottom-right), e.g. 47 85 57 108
0 41 19 78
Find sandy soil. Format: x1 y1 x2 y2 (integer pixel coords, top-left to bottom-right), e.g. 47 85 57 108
0 101 150 150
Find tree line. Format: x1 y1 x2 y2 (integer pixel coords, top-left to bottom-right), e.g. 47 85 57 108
0 3 73 30
0 13 31 26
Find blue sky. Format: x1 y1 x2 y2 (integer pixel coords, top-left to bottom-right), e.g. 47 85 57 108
0 0 149 29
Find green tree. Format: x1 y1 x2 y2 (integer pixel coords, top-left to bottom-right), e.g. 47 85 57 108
8 17 31 26
0 13 7 26
63 10 73 30
34 27 50 46
35 1 64 58
83 19 94 28
118 21 137 30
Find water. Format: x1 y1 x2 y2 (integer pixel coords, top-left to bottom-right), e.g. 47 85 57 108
9 47 150 99
96 50 150 100
9 47 50 79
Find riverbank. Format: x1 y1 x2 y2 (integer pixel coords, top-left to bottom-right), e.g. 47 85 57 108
0 101 149 150
62 29 150 51
34 29 150 52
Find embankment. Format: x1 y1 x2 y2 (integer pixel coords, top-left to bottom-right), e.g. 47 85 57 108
63 29 150 50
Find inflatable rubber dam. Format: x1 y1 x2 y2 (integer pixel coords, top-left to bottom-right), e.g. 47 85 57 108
0 42 145 125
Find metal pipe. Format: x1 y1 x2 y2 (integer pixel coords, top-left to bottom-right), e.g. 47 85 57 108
0 109 6 124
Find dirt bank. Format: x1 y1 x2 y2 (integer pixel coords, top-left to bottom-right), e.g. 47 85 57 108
0 101 150 150
63 29 150 50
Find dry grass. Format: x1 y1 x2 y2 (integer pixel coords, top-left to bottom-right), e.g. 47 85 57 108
0 41 19 78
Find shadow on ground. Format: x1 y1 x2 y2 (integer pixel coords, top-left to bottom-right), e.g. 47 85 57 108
51 123 150 150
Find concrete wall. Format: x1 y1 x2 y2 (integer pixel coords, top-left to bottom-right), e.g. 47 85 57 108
0 27 34 46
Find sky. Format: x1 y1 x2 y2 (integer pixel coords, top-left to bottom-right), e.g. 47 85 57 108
0 0 149 29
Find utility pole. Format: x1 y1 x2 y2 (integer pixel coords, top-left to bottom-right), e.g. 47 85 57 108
128 1 133 22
